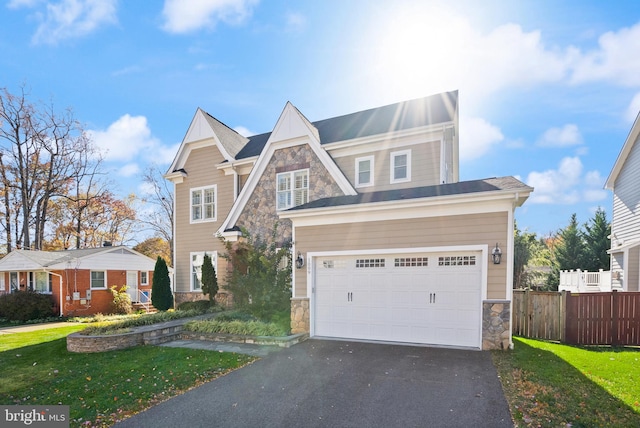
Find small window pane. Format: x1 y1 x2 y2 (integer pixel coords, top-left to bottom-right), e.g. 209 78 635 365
394 154 407 180
91 271 106 289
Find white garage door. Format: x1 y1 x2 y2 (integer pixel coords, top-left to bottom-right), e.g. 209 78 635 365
314 252 482 348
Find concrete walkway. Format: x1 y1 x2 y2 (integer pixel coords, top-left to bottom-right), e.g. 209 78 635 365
0 321 79 334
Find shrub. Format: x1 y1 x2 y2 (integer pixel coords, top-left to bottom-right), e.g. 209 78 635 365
176 300 211 312
221 226 292 322
110 286 133 314
152 256 173 311
0 291 56 322
184 319 288 336
201 253 218 305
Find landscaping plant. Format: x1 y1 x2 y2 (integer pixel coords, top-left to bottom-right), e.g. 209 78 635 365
221 226 291 330
109 285 133 314
0 290 56 321
201 253 218 306
151 256 173 311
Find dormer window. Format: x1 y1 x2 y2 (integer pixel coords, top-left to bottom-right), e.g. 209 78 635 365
390 150 411 183
277 169 309 210
356 155 374 188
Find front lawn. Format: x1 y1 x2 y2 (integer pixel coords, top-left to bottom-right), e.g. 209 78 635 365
493 337 640 427
0 326 255 427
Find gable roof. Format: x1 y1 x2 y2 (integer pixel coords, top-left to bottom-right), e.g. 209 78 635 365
233 91 458 161
166 108 248 177
285 176 532 212
0 246 149 271
606 110 640 190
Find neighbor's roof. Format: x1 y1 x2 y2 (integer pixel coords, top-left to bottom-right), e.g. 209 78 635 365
234 91 458 160
7 246 130 268
286 176 532 211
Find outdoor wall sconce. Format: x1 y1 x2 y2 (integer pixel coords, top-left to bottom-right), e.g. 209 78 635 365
295 251 305 269
492 243 502 264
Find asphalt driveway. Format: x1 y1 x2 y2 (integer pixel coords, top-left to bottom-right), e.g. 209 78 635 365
114 340 513 428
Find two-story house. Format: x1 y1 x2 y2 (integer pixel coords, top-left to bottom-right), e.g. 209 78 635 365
606 111 640 291
165 91 533 350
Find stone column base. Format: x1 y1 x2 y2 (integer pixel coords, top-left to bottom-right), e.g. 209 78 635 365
291 298 310 334
482 300 511 350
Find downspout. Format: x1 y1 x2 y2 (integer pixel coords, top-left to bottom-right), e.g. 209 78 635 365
47 270 64 317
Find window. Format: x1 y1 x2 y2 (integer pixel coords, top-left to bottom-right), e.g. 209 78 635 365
395 257 428 267
140 271 148 285
10 272 18 292
191 251 216 291
438 256 476 266
34 272 51 293
277 169 308 210
355 156 374 187
356 258 386 268
391 150 411 183
91 271 106 289
191 185 216 223
0 274 4 291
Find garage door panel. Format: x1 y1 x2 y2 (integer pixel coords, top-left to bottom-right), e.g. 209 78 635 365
315 252 482 348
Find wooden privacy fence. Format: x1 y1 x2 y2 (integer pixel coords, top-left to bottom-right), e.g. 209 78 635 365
512 290 640 346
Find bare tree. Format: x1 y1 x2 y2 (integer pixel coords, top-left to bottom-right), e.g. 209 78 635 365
138 164 174 265
0 85 107 251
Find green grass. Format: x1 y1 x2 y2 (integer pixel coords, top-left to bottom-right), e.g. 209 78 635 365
0 326 256 427
493 337 640 427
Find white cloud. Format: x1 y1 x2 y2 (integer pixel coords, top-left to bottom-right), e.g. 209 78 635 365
161 0 258 34
118 163 140 178
88 114 160 162
29 0 118 45
537 124 583 148
626 92 640 123
526 157 607 205
459 116 504 161
571 22 640 86
233 126 254 137
285 11 306 33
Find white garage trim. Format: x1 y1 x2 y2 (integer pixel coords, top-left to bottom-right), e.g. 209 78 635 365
307 245 488 349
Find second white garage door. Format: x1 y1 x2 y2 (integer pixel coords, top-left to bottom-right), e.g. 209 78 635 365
314 252 482 348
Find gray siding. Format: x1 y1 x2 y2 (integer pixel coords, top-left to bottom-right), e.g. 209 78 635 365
612 134 640 243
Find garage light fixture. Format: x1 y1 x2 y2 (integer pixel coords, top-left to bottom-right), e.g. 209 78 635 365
492 243 502 264
296 251 305 269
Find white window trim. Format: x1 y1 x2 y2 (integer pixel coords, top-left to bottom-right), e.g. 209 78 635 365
190 251 217 292
355 155 374 188
190 184 217 224
90 270 107 289
276 169 309 210
0 274 4 291
140 271 149 285
390 149 411 184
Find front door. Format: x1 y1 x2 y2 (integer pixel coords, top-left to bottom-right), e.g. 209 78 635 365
126 271 138 303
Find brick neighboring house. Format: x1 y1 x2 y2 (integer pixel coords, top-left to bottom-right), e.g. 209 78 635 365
0 246 159 316
166 91 533 350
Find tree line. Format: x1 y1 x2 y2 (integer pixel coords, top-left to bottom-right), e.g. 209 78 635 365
514 208 611 290
0 86 172 262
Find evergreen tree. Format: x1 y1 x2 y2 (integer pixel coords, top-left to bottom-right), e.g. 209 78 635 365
548 213 585 288
201 253 218 305
151 256 173 311
582 207 611 272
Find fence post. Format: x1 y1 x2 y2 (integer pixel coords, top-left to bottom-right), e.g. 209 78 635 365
612 290 619 346
560 290 567 343
524 289 530 337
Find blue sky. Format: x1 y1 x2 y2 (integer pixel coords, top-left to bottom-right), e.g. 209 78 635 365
1 0 639 238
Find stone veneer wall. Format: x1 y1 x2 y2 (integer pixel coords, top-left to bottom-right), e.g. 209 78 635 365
236 144 344 243
482 300 511 350
291 298 310 334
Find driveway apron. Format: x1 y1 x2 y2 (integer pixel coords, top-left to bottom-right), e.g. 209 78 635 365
114 339 513 428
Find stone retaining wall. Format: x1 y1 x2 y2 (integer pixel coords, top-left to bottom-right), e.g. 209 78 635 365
290 298 309 334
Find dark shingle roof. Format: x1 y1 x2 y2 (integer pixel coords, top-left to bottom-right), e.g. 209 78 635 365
233 91 458 160
286 177 531 211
